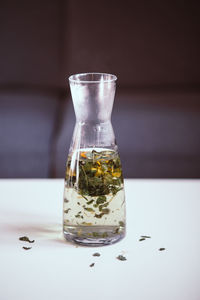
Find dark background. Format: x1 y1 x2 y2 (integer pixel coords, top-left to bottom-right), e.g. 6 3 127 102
0 0 200 178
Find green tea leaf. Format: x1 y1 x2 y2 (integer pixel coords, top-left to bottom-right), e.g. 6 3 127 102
90 263 95 267
101 208 110 214
119 221 125 227
84 207 95 212
93 252 100 257
19 236 34 243
96 196 106 205
86 199 94 205
116 255 127 261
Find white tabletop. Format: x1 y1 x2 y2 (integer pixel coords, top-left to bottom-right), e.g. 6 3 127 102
0 179 200 300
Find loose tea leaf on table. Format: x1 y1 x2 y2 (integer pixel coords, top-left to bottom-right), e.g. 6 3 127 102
159 248 166 251
19 236 35 243
90 263 95 267
116 255 127 261
139 238 146 241
141 235 151 239
22 246 32 250
93 252 100 257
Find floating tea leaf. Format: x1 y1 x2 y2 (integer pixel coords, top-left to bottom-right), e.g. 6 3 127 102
67 150 124 197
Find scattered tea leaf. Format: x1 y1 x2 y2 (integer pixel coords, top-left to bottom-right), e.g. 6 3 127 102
75 214 81 218
82 222 93 226
93 252 100 257
96 196 106 205
116 255 127 261
92 232 100 237
94 213 104 218
141 235 151 238
114 227 120 234
84 207 95 212
64 208 71 214
22 246 32 250
101 208 110 214
90 263 95 267
139 238 146 241
119 221 125 227
99 202 109 211
102 232 108 238
159 248 166 251
86 199 94 205
19 236 35 243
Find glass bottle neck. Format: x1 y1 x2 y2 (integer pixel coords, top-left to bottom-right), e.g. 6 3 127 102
69 120 117 152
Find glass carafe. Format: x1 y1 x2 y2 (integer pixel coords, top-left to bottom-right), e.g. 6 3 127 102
63 73 126 246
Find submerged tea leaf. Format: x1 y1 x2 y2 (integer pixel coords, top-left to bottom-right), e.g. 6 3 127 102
86 199 94 205
119 221 125 227
96 196 106 205
114 227 120 234
102 232 108 238
84 207 95 212
92 232 100 237
94 213 104 218
75 211 82 218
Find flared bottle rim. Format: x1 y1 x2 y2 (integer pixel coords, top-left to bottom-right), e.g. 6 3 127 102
69 72 117 83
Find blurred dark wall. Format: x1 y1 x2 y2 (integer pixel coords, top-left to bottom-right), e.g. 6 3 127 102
0 0 200 178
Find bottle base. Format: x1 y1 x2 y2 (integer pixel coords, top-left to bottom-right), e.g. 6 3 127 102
63 225 125 247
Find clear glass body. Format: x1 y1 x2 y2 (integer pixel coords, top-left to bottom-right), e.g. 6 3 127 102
63 73 126 246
